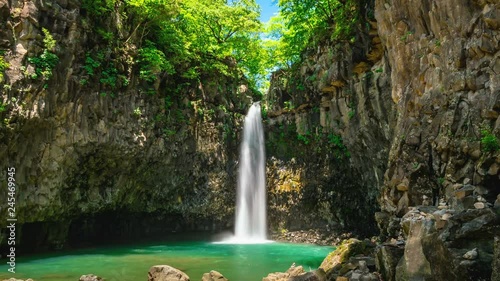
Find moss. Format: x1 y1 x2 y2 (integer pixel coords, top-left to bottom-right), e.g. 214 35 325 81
319 238 371 273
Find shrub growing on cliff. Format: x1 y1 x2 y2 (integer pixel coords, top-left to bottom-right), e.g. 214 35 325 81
0 55 8 81
268 0 360 65
138 42 175 83
82 0 116 16
481 129 500 152
28 28 59 82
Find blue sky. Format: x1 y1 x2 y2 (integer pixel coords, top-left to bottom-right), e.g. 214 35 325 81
256 0 278 22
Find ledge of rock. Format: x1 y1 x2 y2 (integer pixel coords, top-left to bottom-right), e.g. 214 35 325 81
148 265 190 281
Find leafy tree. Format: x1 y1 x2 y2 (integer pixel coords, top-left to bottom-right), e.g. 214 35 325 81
267 0 360 66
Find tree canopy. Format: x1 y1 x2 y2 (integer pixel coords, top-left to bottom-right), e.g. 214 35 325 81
80 0 362 96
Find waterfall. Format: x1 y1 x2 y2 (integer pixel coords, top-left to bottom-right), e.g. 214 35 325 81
234 102 267 242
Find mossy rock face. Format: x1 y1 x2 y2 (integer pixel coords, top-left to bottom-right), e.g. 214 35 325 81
319 238 372 274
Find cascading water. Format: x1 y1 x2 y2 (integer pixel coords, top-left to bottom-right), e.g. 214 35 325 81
233 102 267 242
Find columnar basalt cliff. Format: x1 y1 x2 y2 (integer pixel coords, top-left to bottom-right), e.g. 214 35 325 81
0 0 255 252
266 0 499 280
0 0 499 280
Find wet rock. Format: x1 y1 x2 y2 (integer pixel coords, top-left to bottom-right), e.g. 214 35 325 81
148 265 190 281
262 264 305 281
201 270 227 281
289 269 326 281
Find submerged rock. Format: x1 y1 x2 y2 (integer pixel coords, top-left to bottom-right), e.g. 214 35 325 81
201 270 228 281
148 265 190 281
79 275 103 281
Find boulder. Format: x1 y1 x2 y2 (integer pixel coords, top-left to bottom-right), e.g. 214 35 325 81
148 265 190 281
319 239 371 274
79 275 103 281
288 269 326 281
375 245 404 281
201 270 227 281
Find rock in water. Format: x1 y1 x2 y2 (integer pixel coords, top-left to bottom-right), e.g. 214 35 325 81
494 194 500 209
80 275 103 281
148 265 190 281
202 270 228 281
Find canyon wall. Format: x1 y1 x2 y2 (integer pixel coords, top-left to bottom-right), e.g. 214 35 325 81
0 0 499 279
0 0 254 252
265 0 499 280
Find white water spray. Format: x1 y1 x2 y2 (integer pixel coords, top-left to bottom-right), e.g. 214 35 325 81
233 102 267 242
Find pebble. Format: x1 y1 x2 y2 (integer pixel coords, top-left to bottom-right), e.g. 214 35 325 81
474 202 485 209
463 248 478 260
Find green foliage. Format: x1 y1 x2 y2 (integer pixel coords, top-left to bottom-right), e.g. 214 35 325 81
28 28 59 81
84 52 103 76
0 55 9 81
42 28 56 50
100 67 118 88
266 0 360 67
328 133 350 158
82 50 129 90
348 109 355 119
96 28 115 43
283 100 294 110
133 107 142 116
438 177 445 185
400 31 413 42
261 104 268 119
0 102 6 113
297 131 311 145
138 41 175 83
82 0 116 16
481 129 500 152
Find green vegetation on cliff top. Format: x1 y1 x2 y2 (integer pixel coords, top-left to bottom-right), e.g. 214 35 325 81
76 0 360 95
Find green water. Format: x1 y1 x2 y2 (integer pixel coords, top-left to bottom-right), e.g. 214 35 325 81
0 241 333 281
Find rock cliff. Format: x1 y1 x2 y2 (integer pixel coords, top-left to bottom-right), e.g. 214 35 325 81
265 0 499 280
0 0 253 252
0 0 499 279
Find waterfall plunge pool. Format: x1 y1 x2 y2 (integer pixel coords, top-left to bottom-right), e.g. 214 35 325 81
0 239 334 281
